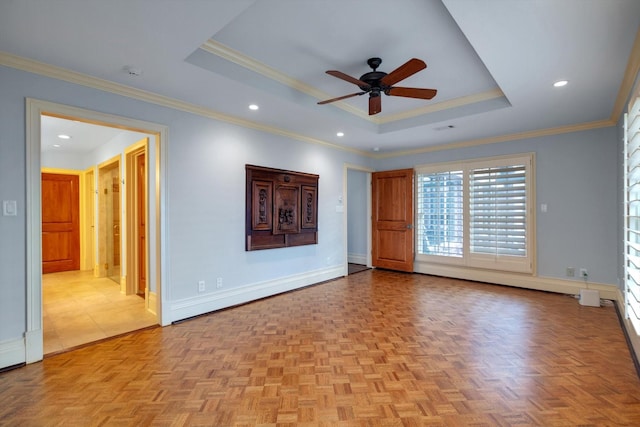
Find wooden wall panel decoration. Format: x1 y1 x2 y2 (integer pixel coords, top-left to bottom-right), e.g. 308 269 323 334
301 185 317 229
252 181 272 230
246 165 318 251
274 185 299 234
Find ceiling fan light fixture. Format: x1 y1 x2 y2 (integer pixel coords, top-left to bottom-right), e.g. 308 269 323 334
318 57 436 116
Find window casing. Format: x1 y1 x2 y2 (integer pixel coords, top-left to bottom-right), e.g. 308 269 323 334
624 90 640 334
415 154 534 273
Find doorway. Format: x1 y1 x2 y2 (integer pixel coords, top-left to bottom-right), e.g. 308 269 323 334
26 99 167 363
344 165 373 275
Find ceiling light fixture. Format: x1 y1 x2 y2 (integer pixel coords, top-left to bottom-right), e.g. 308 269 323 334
249 104 259 110
53 144 61 148
57 134 71 139
553 80 568 87
336 132 344 137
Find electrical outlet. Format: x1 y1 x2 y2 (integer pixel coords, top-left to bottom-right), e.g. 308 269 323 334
566 267 575 277
216 277 223 289
198 280 205 292
580 268 588 278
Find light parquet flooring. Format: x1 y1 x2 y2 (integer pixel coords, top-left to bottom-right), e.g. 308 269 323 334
2 270 640 426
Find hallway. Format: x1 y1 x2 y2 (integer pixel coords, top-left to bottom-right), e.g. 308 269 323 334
43 270 157 355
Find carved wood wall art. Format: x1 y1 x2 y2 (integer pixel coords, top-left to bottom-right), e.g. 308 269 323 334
246 165 319 251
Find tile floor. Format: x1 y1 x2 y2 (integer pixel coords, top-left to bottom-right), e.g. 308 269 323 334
43 270 157 355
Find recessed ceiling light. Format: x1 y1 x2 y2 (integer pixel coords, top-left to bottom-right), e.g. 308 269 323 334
336 132 344 137
553 80 568 87
249 104 259 110
57 134 71 139
53 144 61 148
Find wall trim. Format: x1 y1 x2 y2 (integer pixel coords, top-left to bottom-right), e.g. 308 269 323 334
414 262 620 301
0 338 25 368
348 253 367 265
0 50 621 160
0 51 365 158
170 266 343 323
376 119 615 159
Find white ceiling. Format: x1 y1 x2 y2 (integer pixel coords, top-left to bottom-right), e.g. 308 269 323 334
1 0 639 155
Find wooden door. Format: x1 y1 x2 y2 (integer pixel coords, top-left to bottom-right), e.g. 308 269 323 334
42 173 80 273
372 169 414 272
136 152 147 295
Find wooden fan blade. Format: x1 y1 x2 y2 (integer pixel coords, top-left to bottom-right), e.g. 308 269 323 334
369 95 381 115
386 87 437 100
317 91 366 105
380 58 426 87
326 70 371 88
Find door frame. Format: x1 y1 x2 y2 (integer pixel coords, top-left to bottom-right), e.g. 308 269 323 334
125 139 148 299
80 167 95 272
342 163 374 276
25 98 169 363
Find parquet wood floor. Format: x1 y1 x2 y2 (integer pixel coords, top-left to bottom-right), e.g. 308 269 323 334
2 270 640 426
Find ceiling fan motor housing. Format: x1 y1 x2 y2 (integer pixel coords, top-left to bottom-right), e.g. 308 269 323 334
359 71 387 91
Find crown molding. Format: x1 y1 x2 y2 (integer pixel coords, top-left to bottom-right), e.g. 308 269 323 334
377 88 505 124
201 40 368 119
373 119 615 159
0 50 369 157
201 40 509 127
0 50 620 160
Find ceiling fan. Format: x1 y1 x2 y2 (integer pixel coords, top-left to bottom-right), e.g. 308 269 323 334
318 57 437 115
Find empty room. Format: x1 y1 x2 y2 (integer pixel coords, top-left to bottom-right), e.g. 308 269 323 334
1 0 640 425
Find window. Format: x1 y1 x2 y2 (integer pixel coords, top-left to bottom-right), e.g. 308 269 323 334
416 169 464 258
416 154 534 273
624 88 640 334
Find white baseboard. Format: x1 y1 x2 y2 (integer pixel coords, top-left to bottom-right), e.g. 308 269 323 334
169 266 344 323
414 262 620 301
0 338 25 370
348 253 367 265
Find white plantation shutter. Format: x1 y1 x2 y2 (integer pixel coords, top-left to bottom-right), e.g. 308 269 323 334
415 154 533 273
625 89 640 334
469 164 527 257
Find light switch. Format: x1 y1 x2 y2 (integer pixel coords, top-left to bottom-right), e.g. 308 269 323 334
3 200 17 216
